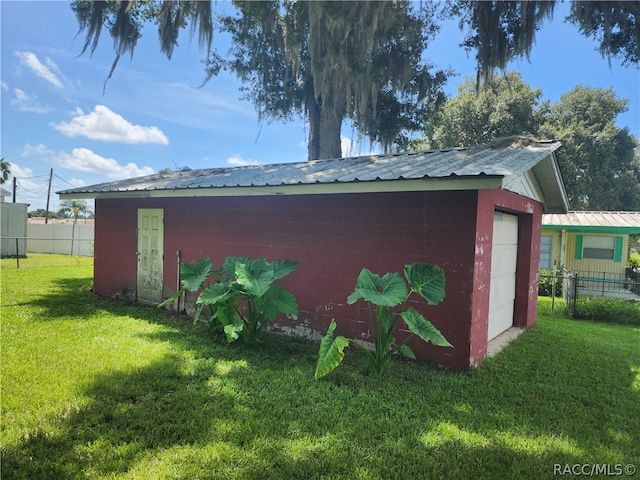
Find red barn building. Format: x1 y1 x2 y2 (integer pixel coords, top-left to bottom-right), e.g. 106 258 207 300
59 138 568 370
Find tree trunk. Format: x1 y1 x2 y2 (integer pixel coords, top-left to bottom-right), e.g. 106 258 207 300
306 89 345 161
307 97 321 161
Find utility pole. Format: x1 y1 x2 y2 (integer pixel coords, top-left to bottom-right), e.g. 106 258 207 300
44 168 53 224
12 177 16 202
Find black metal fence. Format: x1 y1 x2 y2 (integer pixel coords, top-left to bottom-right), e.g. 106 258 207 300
540 268 640 318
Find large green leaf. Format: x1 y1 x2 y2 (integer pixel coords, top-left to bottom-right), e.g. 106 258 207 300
222 256 251 276
404 263 446 305
157 288 184 308
271 259 299 280
400 307 452 347
399 343 416 359
197 281 234 306
180 257 213 291
216 303 243 343
347 269 408 307
235 258 274 297
223 320 244 343
258 284 299 321
315 320 350 380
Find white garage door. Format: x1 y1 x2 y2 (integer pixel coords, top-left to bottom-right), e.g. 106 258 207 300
488 212 518 341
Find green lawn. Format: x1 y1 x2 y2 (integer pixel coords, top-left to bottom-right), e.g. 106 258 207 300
2 255 639 479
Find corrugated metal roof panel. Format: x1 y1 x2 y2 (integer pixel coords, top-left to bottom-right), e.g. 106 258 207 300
57 139 561 196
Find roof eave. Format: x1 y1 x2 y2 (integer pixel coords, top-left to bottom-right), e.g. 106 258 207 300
542 225 640 234
530 151 569 214
57 176 505 200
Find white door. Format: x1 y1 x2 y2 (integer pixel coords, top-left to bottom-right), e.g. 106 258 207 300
488 212 518 341
137 209 164 304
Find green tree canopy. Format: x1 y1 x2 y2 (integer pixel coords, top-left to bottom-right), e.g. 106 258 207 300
58 200 92 223
72 0 448 160
539 86 640 210
567 1 639 67
452 1 639 84
413 76 640 211
211 1 447 159
71 1 639 161
450 1 555 85
0 157 10 185
414 71 546 149
28 209 60 219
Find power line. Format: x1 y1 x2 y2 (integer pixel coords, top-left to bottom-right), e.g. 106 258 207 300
15 181 48 195
53 174 83 188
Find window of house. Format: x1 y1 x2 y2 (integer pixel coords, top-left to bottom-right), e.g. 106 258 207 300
581 236 615 260
539 235 552 269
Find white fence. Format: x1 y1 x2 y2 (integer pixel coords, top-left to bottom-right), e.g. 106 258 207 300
1 203 28 258
27 223 94 257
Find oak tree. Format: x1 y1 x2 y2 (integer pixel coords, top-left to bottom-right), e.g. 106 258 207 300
539 86 640 210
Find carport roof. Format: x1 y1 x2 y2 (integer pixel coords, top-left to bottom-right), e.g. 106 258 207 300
58 137 568 213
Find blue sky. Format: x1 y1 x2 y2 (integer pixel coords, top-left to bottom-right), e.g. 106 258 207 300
2 1 638 212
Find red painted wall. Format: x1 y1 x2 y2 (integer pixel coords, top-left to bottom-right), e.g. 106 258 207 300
93 188 542 370
93 199 138 298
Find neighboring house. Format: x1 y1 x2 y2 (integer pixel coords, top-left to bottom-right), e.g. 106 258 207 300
58 137 568 370
0 187 10 202
541 211 640 277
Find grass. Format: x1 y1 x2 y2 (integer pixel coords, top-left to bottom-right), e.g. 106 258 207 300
575 297 640 326
537 294 640 326
2 255 639 479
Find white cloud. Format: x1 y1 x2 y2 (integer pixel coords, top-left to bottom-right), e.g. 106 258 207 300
15 51 63 89
8 162 33 178
5 163 42 193
20 143 50 157
52 105 169 145
58 148 155 179
10 88 49 113
1 82 8 91
226 155 260 167
69 178 87 187
21 143 154 180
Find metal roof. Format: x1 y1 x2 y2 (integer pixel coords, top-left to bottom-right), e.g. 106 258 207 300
58 138 561 195
543 211 640 233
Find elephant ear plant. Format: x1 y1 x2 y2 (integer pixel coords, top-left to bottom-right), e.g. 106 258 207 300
315 263 452 379
160 256 299 344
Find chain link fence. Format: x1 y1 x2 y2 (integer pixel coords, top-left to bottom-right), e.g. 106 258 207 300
540 267 640 317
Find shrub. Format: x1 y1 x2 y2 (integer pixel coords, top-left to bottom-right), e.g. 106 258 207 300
538 269 563 297
628 251 640 269
315 263 452 379
160 256 299 344
574 297 640 326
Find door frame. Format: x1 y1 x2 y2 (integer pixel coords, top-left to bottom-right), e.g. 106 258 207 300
136 208 164 304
